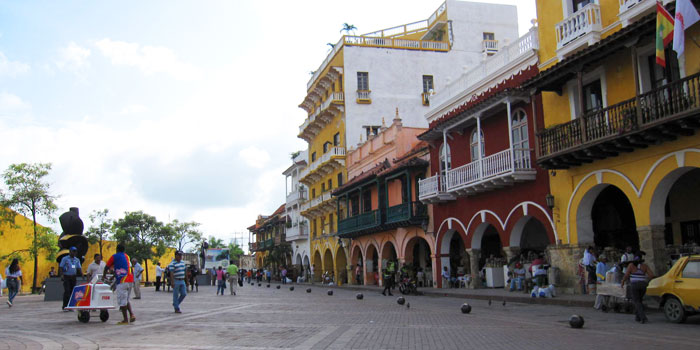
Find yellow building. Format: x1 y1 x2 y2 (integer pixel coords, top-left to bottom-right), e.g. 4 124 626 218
528 0 700 293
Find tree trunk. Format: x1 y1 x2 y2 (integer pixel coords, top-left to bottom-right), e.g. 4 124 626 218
99 239 103 257
144 259 150 282
32 211 38 293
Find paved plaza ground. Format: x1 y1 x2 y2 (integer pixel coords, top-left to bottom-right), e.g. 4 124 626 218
1 283 698 349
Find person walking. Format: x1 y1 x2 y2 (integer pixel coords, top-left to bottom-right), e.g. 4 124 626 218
86 254 106 283
59 247 82 311
215 266 226 295
227 261 239 296
131 258 144 299
281 267 287 284
381 261 395 296
169 251 188 313
621 253 655 324
582 246 597 294
5 259 23 307
188 265 199 292
103 243 136 324
155 262 164 292
355 264 362 285
266 269 271 283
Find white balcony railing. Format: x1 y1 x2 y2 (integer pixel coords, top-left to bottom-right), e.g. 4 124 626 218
418 174 446 200
618 0 655 27
446 148 533 191
321 92 344 111
285 223 308 241
286 190 307 204
430 29 538 110
482 39 499 53
308 191 332 210
356 90 371 101
555 3 602 50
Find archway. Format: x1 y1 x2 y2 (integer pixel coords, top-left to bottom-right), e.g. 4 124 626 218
404 236 433 287
365 244 379 285
335 247 348 285
480 225 504 269
439 229 468 285
577 184 638 250
510 216 551 258
323 249 334 282
295 253 302 266
351 245 363 285
651 167 700 248
313 250 322 282
381 241 397 269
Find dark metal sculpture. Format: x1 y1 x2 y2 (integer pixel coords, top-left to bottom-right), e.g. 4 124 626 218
55 207 89 263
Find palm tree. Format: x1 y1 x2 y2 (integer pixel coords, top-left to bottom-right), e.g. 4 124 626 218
340 23 357 35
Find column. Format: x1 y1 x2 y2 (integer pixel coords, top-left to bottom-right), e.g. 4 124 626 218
503 246 521 263
466 248 481 289
637 225 669 276
506 99 515 170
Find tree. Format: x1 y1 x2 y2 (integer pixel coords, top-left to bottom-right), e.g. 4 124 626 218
112 211 173 282
0 163 59 293
326 42 336 52
340 23 357 35
86 209 112 257
263 244 292 276
227 241 245 264
169 219 202 252
207 236 224 248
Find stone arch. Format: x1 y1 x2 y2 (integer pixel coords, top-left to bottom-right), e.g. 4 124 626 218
295 253 302 266
648 166 698 226
351 244 363 284
335 246 348 285
323 248 334 277
365 243 379 285
312 250 322 282
509 216 551 254
576 184 638 249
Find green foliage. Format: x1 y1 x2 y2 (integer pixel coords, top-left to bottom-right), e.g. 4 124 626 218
112 210 174 281
86 209 112 256
228 241 245 262
340 23 357 34
263 244 292 273
207 236 225 248
0 162 59 292
168 219 202 252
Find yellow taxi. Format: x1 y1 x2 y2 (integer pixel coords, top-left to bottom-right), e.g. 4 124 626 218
647 255 700 323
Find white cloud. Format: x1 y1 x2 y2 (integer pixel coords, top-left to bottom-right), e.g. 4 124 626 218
0 52 30 77
120 104 149 115
239 146 271 169
55 42 91 71
95 38 201 80
0 92 31 114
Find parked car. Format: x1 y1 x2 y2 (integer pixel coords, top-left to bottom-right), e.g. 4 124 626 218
647 255 700 323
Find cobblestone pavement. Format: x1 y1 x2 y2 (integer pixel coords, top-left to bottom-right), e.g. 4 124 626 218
1 283 698 349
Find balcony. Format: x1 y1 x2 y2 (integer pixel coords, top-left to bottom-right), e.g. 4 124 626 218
264 238 274 249
285 223 308 242
385 201 427 226
274 234 287 246
555 3 602 59
299 92 345 142
356 90 372 104
482 39 498 55
286 190 307 207
429 29 538 112
301 191 335 218
537 72 700 169
249 242 258 252
418 175 455 203
338 209 381 236
299 147 346 186
419 148 536 202
618 0 655 27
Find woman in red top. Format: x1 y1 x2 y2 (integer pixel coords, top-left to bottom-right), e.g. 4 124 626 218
216 266 226 295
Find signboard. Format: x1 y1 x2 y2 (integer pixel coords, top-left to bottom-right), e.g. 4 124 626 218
203 248 230 270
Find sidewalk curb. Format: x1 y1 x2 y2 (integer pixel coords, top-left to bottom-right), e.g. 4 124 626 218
299 283 594 308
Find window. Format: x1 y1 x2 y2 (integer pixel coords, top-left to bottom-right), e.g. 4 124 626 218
364 125 380 139
422 75 434 93
682 260 700 279
582 80 603 114
362 189 372 213
572 0 595 11
333 132 341 146
328 179 332 190
357 72 369 91
681 220 699 245
311 152 316 162
350 194 359 216
337 173 343 187
511 109 529 168
321 183 326 192
329 213 334 233
470 129 485 161
320 217 326 234
312 188 316 199
647 51 680 90
312 219 317 237
323 141 331 153
439 143 451 174
483 32 495 41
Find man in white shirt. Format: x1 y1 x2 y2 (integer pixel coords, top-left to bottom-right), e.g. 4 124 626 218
131 258 144 299
155 262 164 292
582 246 597 287
620 246 635 272
86 254 106 283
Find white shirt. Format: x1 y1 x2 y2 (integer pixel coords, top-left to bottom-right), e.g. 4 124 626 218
582 250 595 266
5 267 22 278
86 261 106 279
156 266 164 277
133 263 144 280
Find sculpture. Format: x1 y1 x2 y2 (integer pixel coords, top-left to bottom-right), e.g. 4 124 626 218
55 207 89 264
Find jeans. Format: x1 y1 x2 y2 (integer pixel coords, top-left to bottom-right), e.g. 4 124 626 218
7 278 19 304
629 281 648 322
281 275 286 284
228 276 237 295
217 279 225 295
62 275 77 309
510 277 524 291
172 280 187 311
155 276 161 291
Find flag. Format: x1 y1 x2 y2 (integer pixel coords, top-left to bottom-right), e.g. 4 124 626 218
656 1 675 67
673 0 700 57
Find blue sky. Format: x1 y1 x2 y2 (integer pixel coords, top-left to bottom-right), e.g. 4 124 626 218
0 0 535 251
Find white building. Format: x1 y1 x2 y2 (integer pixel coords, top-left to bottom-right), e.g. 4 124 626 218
283 150 311 280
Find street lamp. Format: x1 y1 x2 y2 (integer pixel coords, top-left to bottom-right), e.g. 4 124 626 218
545 194 555 210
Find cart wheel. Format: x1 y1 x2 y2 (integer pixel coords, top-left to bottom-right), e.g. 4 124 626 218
78 311 90 323
99 310 109 322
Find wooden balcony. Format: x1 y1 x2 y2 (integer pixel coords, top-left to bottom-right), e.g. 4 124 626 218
385 201 427 226
338 209 381 236
538 72 700 169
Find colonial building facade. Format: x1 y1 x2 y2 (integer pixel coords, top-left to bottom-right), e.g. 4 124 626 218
283 150 311 280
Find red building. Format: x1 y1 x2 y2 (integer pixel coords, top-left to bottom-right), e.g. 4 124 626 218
418 28 556 288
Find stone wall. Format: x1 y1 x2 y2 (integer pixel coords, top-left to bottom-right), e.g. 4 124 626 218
547 243 587 295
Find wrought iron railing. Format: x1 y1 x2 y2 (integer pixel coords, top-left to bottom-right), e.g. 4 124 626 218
338 210 381 234
386 201 427 224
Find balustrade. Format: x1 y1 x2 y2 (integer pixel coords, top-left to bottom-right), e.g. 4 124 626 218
555 3 602 50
